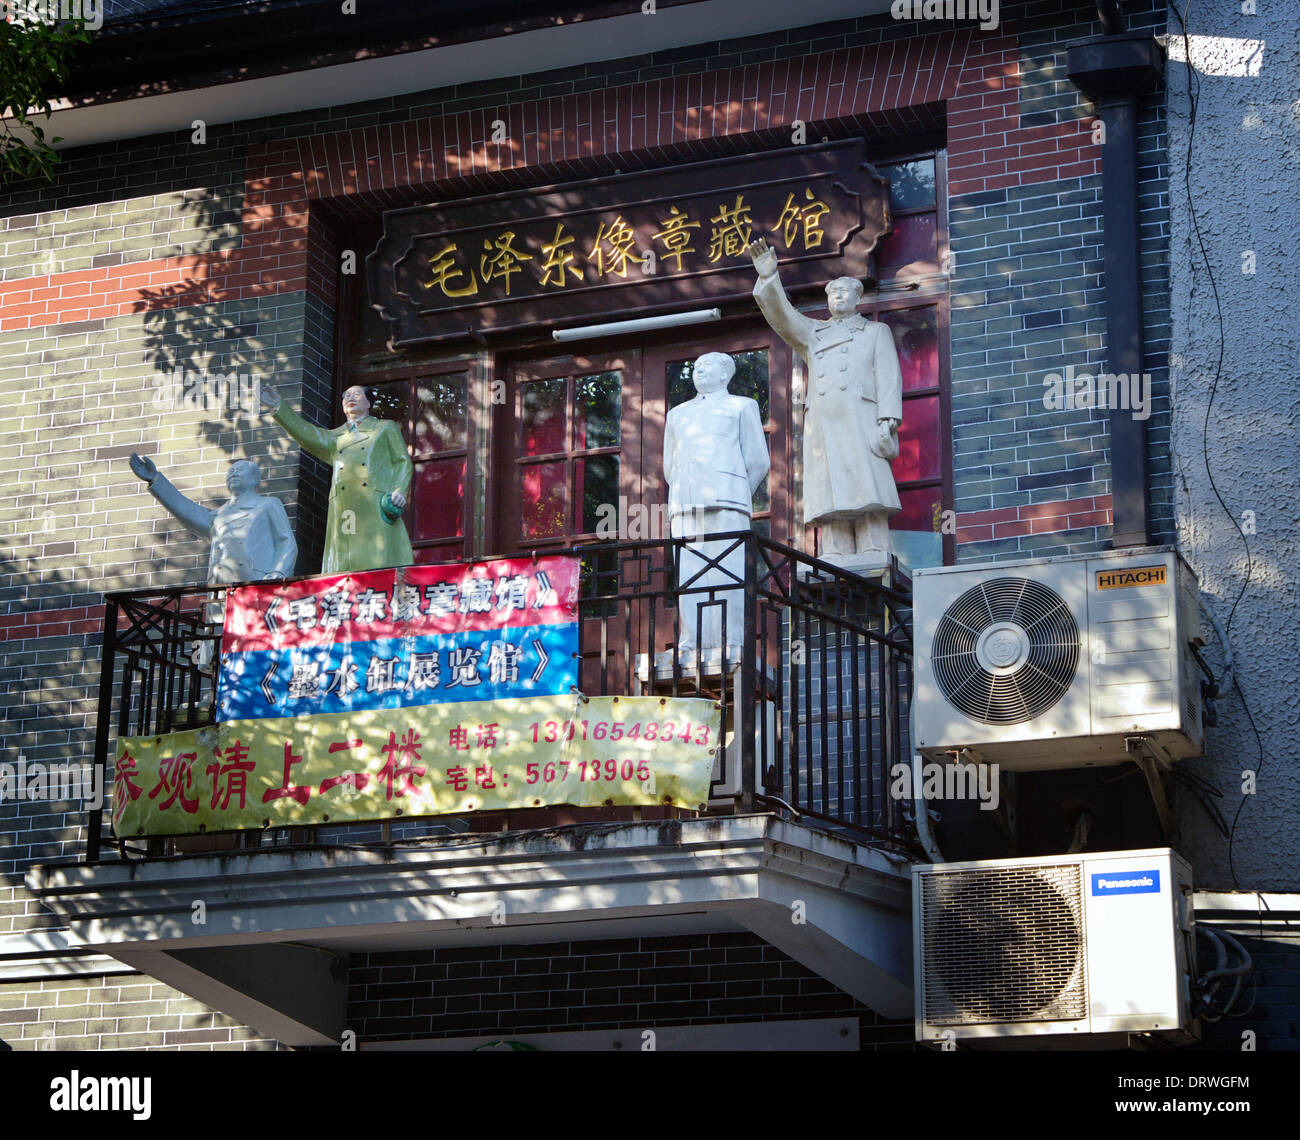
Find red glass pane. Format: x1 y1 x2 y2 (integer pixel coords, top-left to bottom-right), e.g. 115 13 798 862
520 460 566 539
878 214 937 278
891 485 943 533
413 459 465 542
414 542 461 566
521 378 566 456
413 374 468 457
881 307 939 392
894 395 940 483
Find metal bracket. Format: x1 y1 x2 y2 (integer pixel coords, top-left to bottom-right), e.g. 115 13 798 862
1126 735 1176 842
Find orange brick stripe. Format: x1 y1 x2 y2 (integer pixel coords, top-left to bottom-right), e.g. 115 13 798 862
956 495 1114 545
0 249 311 333
3 26 1099 333
0 606 103 643
0 596 211 644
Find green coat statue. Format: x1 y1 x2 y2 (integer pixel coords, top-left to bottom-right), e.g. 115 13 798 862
269 396 414 574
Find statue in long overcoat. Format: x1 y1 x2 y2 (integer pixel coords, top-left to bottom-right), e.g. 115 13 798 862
260 383 413 574
747 238 903 559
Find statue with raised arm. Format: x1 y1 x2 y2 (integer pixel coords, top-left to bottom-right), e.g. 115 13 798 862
746 237 903 564
129 455 297 584
663 351 770 657
259 382 413 574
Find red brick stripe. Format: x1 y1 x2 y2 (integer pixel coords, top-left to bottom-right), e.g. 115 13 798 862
0 606 102 643
0 597 209 644
956 494 1114 545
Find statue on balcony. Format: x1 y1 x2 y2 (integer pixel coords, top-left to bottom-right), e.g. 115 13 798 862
258 383 413 575
129 455 297 584
662 351 770 658
746 237 903 566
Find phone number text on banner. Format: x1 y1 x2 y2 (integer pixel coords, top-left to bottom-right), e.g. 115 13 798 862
113 696 722 837
217 557 579 721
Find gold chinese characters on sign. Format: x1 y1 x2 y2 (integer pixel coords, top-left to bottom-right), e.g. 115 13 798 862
370 139 893 346
415 188 831 302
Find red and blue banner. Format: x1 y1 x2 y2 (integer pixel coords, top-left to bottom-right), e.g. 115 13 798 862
111 556 723 837
216 558 580 721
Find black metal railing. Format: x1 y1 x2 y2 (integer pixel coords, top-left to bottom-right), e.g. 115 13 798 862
86 533 914 861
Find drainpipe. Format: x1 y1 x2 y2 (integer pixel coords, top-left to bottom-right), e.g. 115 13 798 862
1067 4 1164 547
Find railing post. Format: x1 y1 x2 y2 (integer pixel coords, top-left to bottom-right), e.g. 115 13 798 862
739 532 757 812
87 597 118 864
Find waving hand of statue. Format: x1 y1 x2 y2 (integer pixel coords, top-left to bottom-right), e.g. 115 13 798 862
746 237 779 280
129 453 158 483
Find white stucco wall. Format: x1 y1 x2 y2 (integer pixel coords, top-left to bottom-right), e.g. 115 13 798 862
1166 3 1300 890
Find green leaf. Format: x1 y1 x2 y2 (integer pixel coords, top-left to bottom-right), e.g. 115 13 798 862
0 15 94 186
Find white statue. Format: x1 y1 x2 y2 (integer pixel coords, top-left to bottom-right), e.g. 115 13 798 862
129 454 297 584
747 237 903 563
662 351 770 657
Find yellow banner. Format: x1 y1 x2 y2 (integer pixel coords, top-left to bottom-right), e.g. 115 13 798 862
112 695 721 837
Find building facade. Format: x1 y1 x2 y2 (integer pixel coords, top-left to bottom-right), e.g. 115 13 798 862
0 0 1295 1051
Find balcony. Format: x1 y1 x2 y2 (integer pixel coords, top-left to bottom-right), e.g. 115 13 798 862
28 533 920 1044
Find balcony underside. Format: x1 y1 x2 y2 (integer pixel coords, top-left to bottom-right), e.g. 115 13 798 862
28 815 913 1046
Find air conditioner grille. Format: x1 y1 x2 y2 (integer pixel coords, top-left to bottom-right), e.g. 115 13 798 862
921 865 1087 1025
931 577 1080 725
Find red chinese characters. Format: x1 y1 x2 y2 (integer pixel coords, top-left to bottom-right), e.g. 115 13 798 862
147 751 200 814
376 729 426 800
262 742 312 807
112 749 144 825
207 740 256 811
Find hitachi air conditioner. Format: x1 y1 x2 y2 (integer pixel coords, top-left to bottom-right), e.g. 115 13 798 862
914 848 1198 1045
912 546 1203 770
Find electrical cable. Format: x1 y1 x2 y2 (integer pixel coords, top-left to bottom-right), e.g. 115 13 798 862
1170 765 1229 837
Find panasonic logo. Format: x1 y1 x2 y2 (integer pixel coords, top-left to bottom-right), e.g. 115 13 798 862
1091 870 1162 895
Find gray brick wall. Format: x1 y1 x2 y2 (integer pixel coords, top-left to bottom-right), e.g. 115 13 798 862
947 0 1171 562
1197 931 1300 1052
0 186 244 283
950 175 1112 561
0 973 283 1051
346 932 912 1048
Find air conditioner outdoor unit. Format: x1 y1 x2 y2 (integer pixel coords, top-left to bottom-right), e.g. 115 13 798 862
912 546 1203 770
914 848 1198 1046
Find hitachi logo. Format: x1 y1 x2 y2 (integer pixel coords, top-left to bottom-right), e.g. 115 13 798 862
1096 565 1166 591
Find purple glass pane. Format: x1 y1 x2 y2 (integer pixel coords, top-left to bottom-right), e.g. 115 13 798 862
895 395 940 484
413 459 465 542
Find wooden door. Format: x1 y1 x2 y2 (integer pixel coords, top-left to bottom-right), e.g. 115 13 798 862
492 348 642 693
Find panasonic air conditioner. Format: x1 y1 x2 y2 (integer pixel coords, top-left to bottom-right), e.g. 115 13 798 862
914 848 1198 1045
912 546 1203 770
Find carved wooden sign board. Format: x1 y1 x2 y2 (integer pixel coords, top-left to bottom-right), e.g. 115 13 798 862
367 138 892 347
